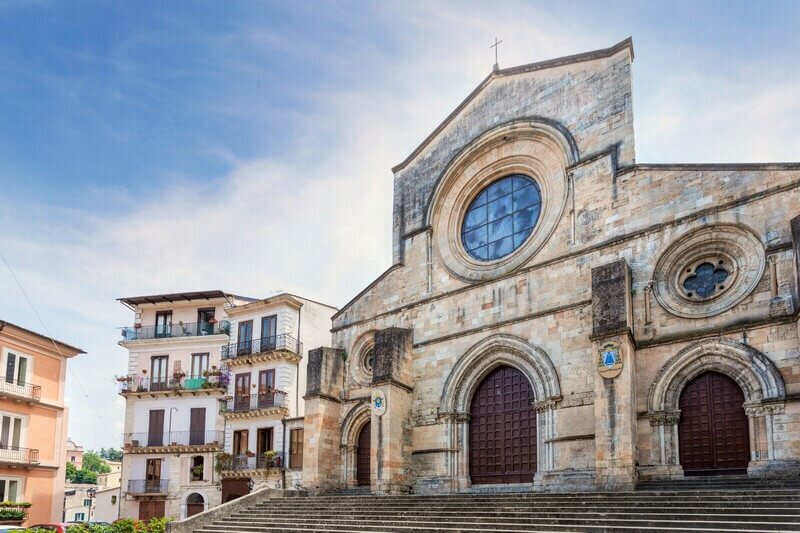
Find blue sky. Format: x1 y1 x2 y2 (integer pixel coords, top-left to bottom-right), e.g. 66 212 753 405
0 1 798 450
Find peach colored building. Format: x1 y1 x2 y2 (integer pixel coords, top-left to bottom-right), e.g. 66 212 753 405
65 438 83 469
0 320 84 525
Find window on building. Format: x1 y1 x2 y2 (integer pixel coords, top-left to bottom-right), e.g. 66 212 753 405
71 456 76 462
190 456 204 481
74 512 86 521
0 478 20 501
197 308 216 335
150 356 169 391
155 311 172 337
111 495 117 504
461 174 541 261
83 498 91 507
260 315 277 350
4 352 29 385
233 430 249 455
290 428 304 469
190 353 209 378
0 414 23 450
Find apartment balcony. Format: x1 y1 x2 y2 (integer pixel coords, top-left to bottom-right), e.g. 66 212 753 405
0 445 40 468
127 479 169 496
117 374 228 397
123 430 223 453
219 453 284 480
119 320 230 343
0 377 42 404
220 334 302 366
222 391 288 419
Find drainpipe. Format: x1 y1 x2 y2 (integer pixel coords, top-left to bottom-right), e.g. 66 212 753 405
281 418 287 490
295 306 302 417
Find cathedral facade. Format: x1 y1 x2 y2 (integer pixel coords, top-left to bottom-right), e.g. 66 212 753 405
302 38 800 493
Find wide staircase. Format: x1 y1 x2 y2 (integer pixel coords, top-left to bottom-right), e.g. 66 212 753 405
195 485 800 533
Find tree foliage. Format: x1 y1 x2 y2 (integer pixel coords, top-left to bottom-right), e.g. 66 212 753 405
98 447 123 461
65 461 98 484
82 451 111 473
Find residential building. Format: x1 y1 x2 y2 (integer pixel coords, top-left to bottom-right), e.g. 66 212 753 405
301 38 800 495
63 483 95 522
93 485 120 523
116 291 253 520
0 320 84 524
65 438 83 469
218 294 335 501
97 460 121 489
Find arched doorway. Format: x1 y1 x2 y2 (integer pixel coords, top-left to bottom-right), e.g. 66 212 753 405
185 493 204 517
679 371 750 476
469 365 536 484
356 421 371 486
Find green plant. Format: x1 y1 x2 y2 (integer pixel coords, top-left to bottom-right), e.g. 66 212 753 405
214 452 232 473
191 465 204 477
111 518 136 533
0 508 24 520
0 501 31 508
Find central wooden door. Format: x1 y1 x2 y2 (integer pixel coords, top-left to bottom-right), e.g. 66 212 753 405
356 421 371 486
469 365 536 484
679 371 750 476
139 500 165 520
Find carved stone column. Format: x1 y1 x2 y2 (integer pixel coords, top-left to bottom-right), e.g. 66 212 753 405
645 411 683 479
302 347 344 493
591 259 638 490
371 328 414 494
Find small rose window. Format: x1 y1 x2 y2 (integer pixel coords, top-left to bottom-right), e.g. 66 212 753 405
679 258 733 301
362 348 374 373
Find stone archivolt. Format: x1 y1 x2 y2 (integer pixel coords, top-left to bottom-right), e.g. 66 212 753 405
647 338 785 414
651 224 766 318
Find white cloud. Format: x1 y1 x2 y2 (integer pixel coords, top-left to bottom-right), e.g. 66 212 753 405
1 2 798 449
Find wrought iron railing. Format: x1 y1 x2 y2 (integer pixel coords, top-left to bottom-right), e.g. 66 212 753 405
221 334 301 359
0 377 41 401
120 320 230 341
117 373 228 394
225 391 288 413
230 453 283 470
127 479 169 494
0 445 39 464
124 430 223 448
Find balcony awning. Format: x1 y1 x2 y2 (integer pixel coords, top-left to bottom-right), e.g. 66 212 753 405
118 290 230 307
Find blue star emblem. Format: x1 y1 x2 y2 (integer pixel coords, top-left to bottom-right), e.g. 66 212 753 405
374 397 383 409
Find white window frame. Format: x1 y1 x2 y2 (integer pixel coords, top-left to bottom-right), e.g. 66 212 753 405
0 409 28 450
0 476 24 502
0 348 35 386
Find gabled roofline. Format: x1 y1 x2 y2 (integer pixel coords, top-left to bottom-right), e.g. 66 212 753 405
0 320 85 355
391 37 634 174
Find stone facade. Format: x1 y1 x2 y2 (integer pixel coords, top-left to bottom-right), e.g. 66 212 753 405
302 38 800 494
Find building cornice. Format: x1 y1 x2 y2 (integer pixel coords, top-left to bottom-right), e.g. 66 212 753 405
118 334 228 349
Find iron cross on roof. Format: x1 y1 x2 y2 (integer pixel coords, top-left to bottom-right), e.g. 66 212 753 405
491 37 503 71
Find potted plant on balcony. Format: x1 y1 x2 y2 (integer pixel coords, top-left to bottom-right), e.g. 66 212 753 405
263 450 280 468
116 375 132 383
191 464 204 479
214 452 232 474
207 317 218 325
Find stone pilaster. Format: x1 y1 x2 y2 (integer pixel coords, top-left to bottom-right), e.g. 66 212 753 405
302 347 345 493
591 259 638 490
371 328 414 494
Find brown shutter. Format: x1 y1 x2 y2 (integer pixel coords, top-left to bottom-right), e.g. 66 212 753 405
190 408 206 445
147 410 164 446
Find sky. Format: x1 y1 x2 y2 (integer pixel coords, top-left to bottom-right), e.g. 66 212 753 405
0 0 798 451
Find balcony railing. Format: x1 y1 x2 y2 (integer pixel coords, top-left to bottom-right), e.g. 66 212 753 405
229 453 284 471
127 479 169 494
0 377 41 402
120 320 230 342
225 391 288 413
124 430 223 448
117 374 228 394
221 334 301 360
0 445 39 465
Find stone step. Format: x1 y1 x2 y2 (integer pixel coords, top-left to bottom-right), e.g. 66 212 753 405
215 511 800 524
197 527 793 533
231 507 800 518
197 515 800 532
